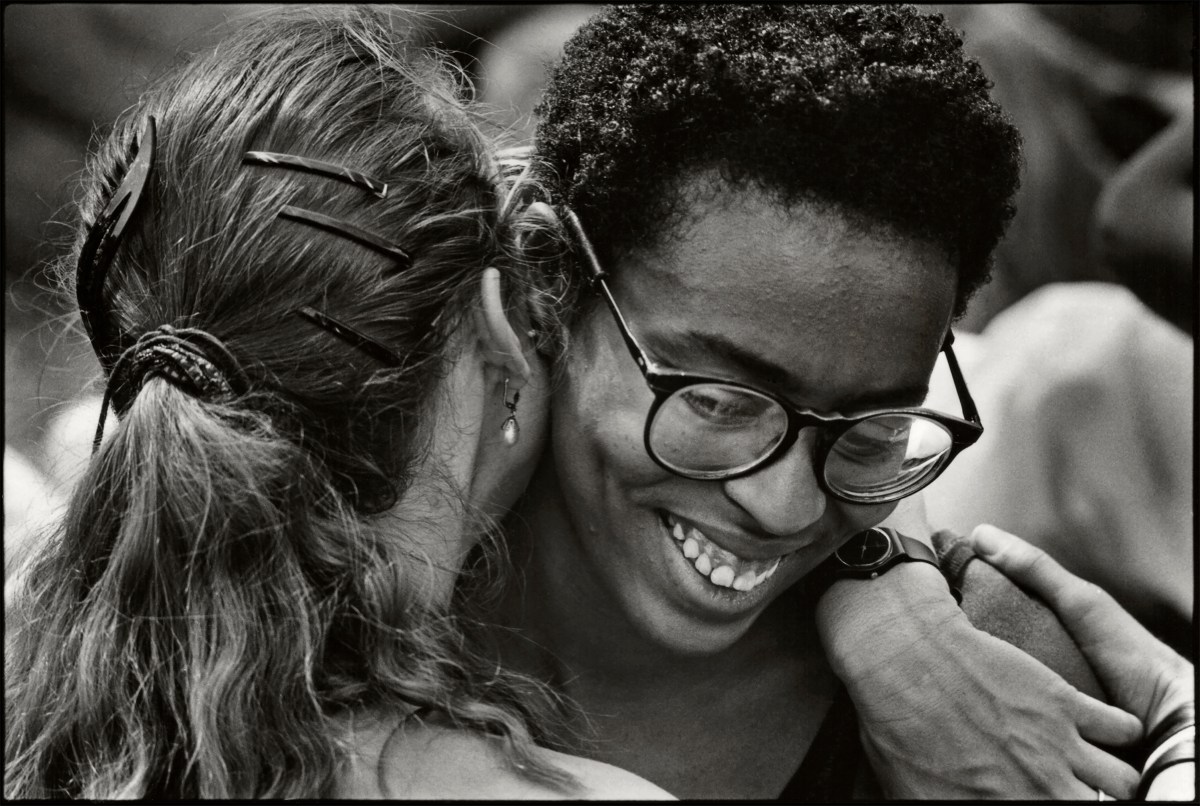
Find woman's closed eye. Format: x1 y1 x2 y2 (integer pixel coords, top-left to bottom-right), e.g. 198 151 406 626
679 386 772 425
832 422 908 460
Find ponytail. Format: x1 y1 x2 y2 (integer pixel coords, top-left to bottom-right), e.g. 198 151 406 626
7 379 346 797
8 377 574 798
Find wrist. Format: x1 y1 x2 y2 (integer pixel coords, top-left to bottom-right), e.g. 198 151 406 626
815 529 955 615
1146 703 1195 756
819 557 953 609
1147 697 1196 751
816 560 967 677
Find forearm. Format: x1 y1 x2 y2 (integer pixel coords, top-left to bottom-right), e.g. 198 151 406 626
816 559 963 681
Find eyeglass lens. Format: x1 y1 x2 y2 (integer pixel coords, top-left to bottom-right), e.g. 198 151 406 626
648 383 955 501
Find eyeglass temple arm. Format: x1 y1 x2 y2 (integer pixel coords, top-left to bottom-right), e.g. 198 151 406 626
561 207 655 373
942 331 981 425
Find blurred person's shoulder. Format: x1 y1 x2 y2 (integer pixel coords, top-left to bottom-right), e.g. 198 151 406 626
4 446 63 580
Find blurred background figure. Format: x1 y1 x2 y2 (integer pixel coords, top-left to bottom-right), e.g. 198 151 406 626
474 5 601 141
935 3 1193 333
5 4 1193 650
5 449 59 582
1093 101 1193 333
5 395 101 581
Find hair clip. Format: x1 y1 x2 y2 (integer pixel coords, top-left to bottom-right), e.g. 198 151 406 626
278 205 410 265
246 152 412 366
77 115 157 368
243 150 409 264
243 151 388 198
295 305 404 368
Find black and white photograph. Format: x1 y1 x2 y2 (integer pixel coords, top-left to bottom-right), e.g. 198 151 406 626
4 4 1194 800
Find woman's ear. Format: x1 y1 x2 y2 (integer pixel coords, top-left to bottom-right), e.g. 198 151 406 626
476 267 532 388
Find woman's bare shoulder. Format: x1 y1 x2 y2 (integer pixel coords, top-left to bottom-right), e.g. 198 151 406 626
332 711 674 800
536 745 676 800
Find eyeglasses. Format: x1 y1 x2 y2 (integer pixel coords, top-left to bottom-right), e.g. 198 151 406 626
561 208 983 505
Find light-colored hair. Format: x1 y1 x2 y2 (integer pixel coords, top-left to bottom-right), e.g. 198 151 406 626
5 7 569 798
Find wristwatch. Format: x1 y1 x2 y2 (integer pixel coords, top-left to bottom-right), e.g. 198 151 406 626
810 527 960 602
832 526 940 579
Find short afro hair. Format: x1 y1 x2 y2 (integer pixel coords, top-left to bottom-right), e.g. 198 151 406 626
535 4 1022 316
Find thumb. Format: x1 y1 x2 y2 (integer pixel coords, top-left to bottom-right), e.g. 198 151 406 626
967 524 1124 641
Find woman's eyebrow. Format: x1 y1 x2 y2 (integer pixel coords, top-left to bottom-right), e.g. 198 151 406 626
657 328 930 411
658 329 792 385
836 383 930 412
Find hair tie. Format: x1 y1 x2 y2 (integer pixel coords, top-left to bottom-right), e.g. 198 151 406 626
92 325 247 453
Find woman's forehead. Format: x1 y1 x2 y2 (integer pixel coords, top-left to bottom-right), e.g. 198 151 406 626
619 187 955 323
604 187 957 408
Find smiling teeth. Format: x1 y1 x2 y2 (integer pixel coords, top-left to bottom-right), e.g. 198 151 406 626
710 566 735 587
666 514 783 591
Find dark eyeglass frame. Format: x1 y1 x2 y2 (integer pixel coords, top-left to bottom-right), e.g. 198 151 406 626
561 208 984 504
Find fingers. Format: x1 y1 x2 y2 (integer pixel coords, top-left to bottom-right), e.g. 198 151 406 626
966 525 1123 628
1073 688 1141 800
1072 741 1141 801
968 524 1076 601
1074 690 1144 747
968 525 1187 688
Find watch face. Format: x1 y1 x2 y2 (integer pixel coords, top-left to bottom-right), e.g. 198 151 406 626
835 528 894 569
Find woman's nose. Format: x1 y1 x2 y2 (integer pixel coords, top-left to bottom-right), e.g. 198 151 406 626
721 429 826 536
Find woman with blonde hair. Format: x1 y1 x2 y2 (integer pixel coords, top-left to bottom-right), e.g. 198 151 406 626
3 8 668 799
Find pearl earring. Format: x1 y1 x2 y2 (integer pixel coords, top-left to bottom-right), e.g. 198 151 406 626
501 377 520 446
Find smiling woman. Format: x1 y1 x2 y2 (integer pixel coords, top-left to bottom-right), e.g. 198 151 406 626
467 4 1194 801
553 186 961 633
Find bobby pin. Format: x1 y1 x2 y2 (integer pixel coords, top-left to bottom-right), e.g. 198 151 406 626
278 205 410 264
295 305 404 368
244 151 388 198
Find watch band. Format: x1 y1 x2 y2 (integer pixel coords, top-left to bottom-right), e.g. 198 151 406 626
810 527 957 601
